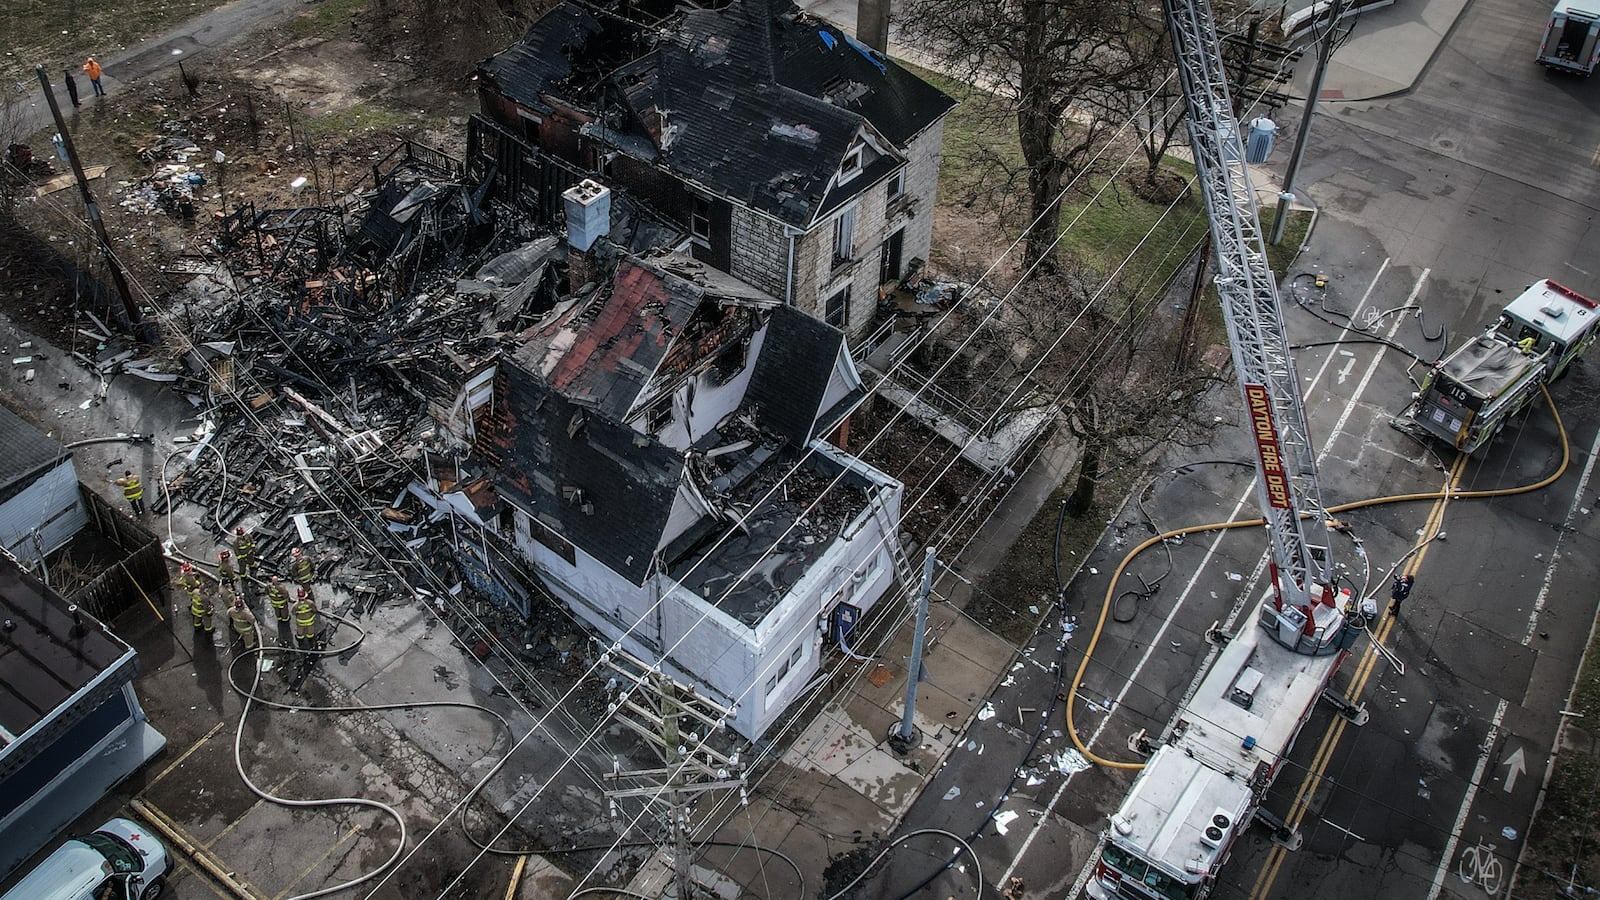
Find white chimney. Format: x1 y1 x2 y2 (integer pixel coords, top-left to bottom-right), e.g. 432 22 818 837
563 179 611 252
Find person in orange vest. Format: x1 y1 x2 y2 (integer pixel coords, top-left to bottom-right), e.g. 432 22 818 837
82 56 104 97
112 470 144 515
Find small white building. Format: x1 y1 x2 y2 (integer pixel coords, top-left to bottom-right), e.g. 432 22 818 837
0 404 89 566
455 249 903 739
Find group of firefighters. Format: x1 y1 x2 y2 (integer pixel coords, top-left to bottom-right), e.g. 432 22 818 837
179 525 326 655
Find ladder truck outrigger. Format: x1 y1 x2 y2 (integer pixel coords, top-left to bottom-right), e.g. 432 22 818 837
1085 2 1369 898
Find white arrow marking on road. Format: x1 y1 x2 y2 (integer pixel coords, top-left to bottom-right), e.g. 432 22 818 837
1501 747 1527 793
1336 355 1356 385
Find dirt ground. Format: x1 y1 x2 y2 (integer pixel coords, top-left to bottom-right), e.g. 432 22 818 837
2 0 481 350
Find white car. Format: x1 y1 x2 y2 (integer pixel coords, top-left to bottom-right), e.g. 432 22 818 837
2 818 169 900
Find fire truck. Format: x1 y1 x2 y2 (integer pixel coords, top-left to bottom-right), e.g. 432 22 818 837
1084 1 1369 897
1409 279 1598 454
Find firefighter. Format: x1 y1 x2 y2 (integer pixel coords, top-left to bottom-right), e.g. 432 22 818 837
292 588 321 649
177 561 202 596
217 549 238 591
264 575 292 623
190 582 215 633
229 597 261 651
112 470 145 516
290 546 315 596
1388 574 1414 616
233 527 258 577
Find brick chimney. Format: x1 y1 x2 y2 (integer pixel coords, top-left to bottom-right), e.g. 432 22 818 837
563 179 610 292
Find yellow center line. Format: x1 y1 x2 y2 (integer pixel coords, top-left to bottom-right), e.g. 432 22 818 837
1249 453 1468 899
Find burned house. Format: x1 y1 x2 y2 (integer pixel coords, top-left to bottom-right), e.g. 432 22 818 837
473 0 955 337
450 189 904 739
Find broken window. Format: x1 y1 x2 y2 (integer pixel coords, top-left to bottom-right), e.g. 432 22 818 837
690 194 711 243
832 207 855 266
826 285 850 330
646 397 671 433
529 516 577 565
839 144 864 183
519 112 542 146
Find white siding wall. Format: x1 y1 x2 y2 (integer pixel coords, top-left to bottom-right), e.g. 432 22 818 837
0 461 87 564
898 120 946 280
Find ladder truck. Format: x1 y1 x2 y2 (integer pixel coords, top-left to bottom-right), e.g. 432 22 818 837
1084 2 1368 898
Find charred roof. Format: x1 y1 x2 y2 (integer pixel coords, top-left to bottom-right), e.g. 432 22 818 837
477 0 955 226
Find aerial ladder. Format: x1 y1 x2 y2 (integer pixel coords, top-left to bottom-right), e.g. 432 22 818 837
1164 0 1355 656
1084 5 1366 897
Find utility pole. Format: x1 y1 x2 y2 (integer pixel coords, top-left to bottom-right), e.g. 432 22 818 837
890 547 936 751
602 650 745 900
1268 0 1348 245
32 65 142 332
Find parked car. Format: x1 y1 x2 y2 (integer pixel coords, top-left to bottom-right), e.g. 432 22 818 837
1 818 168 900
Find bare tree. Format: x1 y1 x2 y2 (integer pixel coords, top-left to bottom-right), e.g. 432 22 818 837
901 0 1147 273
971 263 1218 513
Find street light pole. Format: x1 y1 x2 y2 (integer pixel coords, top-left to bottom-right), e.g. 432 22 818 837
1268 0 1347 245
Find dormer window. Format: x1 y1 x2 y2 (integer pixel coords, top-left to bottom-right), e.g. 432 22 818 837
838 144 865 184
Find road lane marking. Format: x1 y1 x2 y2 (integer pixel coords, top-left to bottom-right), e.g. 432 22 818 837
1006 485 1259 885
141 720 228 791
1522 422 1600 645
1429 699 1511 900
275 823 363 900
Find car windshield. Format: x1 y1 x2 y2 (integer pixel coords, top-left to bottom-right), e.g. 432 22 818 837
76 832 141 873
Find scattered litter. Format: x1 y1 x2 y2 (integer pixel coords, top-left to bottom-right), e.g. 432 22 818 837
1089 567 1098 575
12 356 33 365
966 740 978 752
977 703 996 721
1054 748 1090 775
993 809 1019 835
1226 572 1243 581
1029 605 1039 614
943 786 961 801
1502 826 1518 840
1026 775 1043 786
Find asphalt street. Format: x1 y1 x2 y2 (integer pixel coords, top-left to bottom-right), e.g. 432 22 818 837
856 0 1600 896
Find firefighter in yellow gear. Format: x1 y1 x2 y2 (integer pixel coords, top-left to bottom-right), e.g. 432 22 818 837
265 576 291 623
113 470 145 516
217 549 238 591
177 562 201 595
190 584 215 632
289 546 314 590
292 588 321 649
229 598 261 651
233 527 258 576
